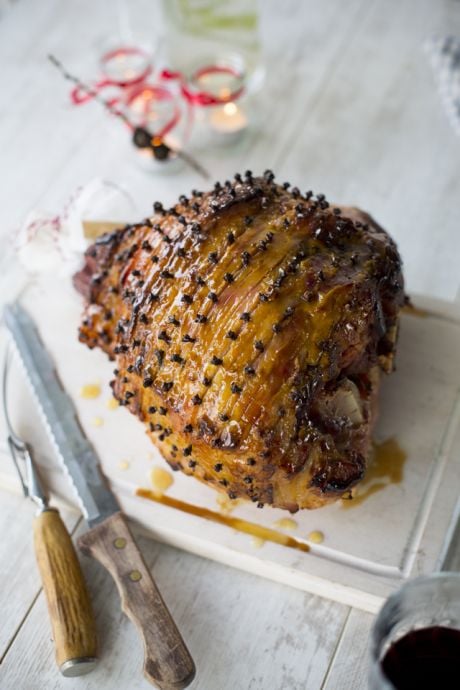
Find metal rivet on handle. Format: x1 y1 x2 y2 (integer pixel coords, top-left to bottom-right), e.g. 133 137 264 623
129 570 142 582
113 537 127 549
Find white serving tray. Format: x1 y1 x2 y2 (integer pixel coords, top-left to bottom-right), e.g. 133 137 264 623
1 276 459 613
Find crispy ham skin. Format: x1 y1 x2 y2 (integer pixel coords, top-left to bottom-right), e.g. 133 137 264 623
75 173 404 511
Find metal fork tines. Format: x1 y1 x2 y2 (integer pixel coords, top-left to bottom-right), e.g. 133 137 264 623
2 347 48 510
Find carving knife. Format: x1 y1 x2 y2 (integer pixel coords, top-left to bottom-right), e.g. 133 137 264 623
3 302 196 690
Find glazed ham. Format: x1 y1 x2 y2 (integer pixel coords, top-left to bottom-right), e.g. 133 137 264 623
75 172 404 511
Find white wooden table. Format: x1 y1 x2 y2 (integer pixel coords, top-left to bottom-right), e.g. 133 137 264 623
1 1 459 688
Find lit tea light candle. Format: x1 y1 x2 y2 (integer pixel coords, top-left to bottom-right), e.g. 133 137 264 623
209 101 248 136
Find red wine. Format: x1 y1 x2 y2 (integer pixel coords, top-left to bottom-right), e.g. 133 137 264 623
381 626 460 689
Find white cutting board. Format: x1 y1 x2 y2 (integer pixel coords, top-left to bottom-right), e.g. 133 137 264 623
1 275 460 614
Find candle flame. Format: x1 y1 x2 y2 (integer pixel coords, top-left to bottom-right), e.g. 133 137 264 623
220 87 231 100
223 102 238 116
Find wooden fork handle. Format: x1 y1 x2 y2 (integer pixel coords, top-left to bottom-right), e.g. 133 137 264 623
33 507 97 676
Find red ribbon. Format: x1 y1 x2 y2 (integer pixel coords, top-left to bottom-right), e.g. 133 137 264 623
161 64 245 106
69 51 245 144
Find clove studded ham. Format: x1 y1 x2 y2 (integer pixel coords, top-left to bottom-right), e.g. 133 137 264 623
75 172 405 511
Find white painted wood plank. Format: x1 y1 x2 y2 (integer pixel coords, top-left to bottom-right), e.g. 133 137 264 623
0 489 80 660
440 512 460 572
0 520 349 690
245 0 371 168
322 609 374 690
271 0 460 302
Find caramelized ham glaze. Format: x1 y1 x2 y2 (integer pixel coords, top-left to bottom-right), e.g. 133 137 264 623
75 172 404 511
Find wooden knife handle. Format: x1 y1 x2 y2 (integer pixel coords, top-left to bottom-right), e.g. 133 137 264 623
33 507 97 676
78 511 195 690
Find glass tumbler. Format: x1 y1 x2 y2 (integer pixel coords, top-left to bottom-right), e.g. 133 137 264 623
369 573 460 690
161 0 264 93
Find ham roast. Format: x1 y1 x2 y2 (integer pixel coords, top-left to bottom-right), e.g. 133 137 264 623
74 171 404 511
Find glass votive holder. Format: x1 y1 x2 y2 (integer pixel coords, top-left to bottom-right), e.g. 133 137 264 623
185 63 250 149
124 82 182 137
124 81 188 174
369 573 460 690
100 45 152 86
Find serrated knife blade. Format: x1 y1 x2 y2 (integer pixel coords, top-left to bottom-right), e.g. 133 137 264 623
3 302 119 526
3 301 196 689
